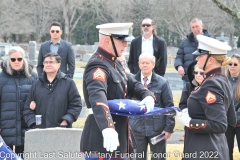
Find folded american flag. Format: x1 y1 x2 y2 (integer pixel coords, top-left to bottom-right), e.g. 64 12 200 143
108 99 180 116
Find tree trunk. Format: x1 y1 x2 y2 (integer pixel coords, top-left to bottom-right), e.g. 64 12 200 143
63 0 70 41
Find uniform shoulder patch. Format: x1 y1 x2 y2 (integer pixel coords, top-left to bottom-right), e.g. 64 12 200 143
205 90 216 104
92 68 106 82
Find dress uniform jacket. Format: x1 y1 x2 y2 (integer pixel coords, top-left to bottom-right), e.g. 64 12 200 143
184 68 236 160
80 47 152 157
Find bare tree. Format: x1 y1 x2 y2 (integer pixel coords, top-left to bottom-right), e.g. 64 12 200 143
14 0 61 43
157 0 235 39
211 0 240 19
61 0 109 41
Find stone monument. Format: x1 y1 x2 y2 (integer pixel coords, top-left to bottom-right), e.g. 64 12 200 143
28 41 38 66
24 128 84 160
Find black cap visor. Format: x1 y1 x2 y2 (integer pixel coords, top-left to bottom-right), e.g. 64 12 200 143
112 34 129 42
192 49 210 56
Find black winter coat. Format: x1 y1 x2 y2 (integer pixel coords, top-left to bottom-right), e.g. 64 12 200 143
174 29 210 81
23 70 82 128
0 62 37 146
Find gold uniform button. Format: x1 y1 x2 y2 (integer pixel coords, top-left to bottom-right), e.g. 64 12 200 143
202 123 204 126
110 123 113 126
190 124 193 127
112 57 115 60
196 124 199 127
114 122 116 124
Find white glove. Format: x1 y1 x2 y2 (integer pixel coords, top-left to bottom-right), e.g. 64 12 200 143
102 128 119 152
176 109 191 127
138 96 154 113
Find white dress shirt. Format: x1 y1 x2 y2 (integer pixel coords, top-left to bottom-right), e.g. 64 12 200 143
141 35 153 55
141 72 152 86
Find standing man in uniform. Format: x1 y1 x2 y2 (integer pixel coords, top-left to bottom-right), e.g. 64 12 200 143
129 53 174 160
128 18 167 77
37 21 75 78
174 18 210 86
176 35 236 160
80 23 155 159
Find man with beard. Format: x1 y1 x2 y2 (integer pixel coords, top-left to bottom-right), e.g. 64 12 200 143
128 18 167 77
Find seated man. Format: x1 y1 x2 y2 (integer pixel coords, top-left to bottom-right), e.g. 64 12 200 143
129 53 175 160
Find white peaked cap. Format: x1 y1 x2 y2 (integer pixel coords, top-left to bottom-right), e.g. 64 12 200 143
96 23 133 36
193 35 232 55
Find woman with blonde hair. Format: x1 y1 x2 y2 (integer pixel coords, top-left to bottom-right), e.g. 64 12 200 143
225 54 240 160
176 35 236 160
0 46 37 157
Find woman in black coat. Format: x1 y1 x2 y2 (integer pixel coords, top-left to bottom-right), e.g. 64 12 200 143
179 61 205 110
178 61 204 141
0 46 37 156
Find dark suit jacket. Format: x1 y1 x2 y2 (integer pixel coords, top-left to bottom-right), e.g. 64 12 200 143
37 39 75 78
128 35 167 76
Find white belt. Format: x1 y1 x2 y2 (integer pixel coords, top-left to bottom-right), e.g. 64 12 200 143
88 108 93 114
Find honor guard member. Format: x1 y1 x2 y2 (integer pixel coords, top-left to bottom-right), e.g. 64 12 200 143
176 35 236 160
80 23 155 159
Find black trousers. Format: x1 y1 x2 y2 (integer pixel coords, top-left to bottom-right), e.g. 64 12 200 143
9 145 24 159
225 127 240 160
130 134 166 160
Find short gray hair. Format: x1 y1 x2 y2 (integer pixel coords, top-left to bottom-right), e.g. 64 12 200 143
190 18 203 25
139 53 156 63
4 46 32 77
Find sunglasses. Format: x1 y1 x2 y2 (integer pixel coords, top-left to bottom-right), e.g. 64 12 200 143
142 24 152 27
11 58 23 62
51 30 60 33
194 71 204 76
229 63 238 66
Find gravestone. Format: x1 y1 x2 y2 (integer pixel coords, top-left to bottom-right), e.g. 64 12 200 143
24 128 84 160
216 32 229 45
164 72 183 91
29 41 37 66
233 36 239 50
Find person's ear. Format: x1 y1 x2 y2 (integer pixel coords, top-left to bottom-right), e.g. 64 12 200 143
105 37 111 45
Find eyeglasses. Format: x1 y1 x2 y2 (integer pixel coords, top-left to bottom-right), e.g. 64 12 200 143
229 63 238 66
51 30 60 33
193 71 204 76
142 24 152 27
43 61 58 65
11 58 23 62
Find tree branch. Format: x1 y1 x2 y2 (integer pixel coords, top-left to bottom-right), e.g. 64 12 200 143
211 0 240 19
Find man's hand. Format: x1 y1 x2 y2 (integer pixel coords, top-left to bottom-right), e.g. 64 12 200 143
102 128 119 152
162 131 172 140
138 96 155 113
60 120 68 127
177 66 185 77
30 101 36 110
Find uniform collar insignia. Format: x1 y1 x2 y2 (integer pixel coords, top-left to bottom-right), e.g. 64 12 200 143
97 47 117 62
